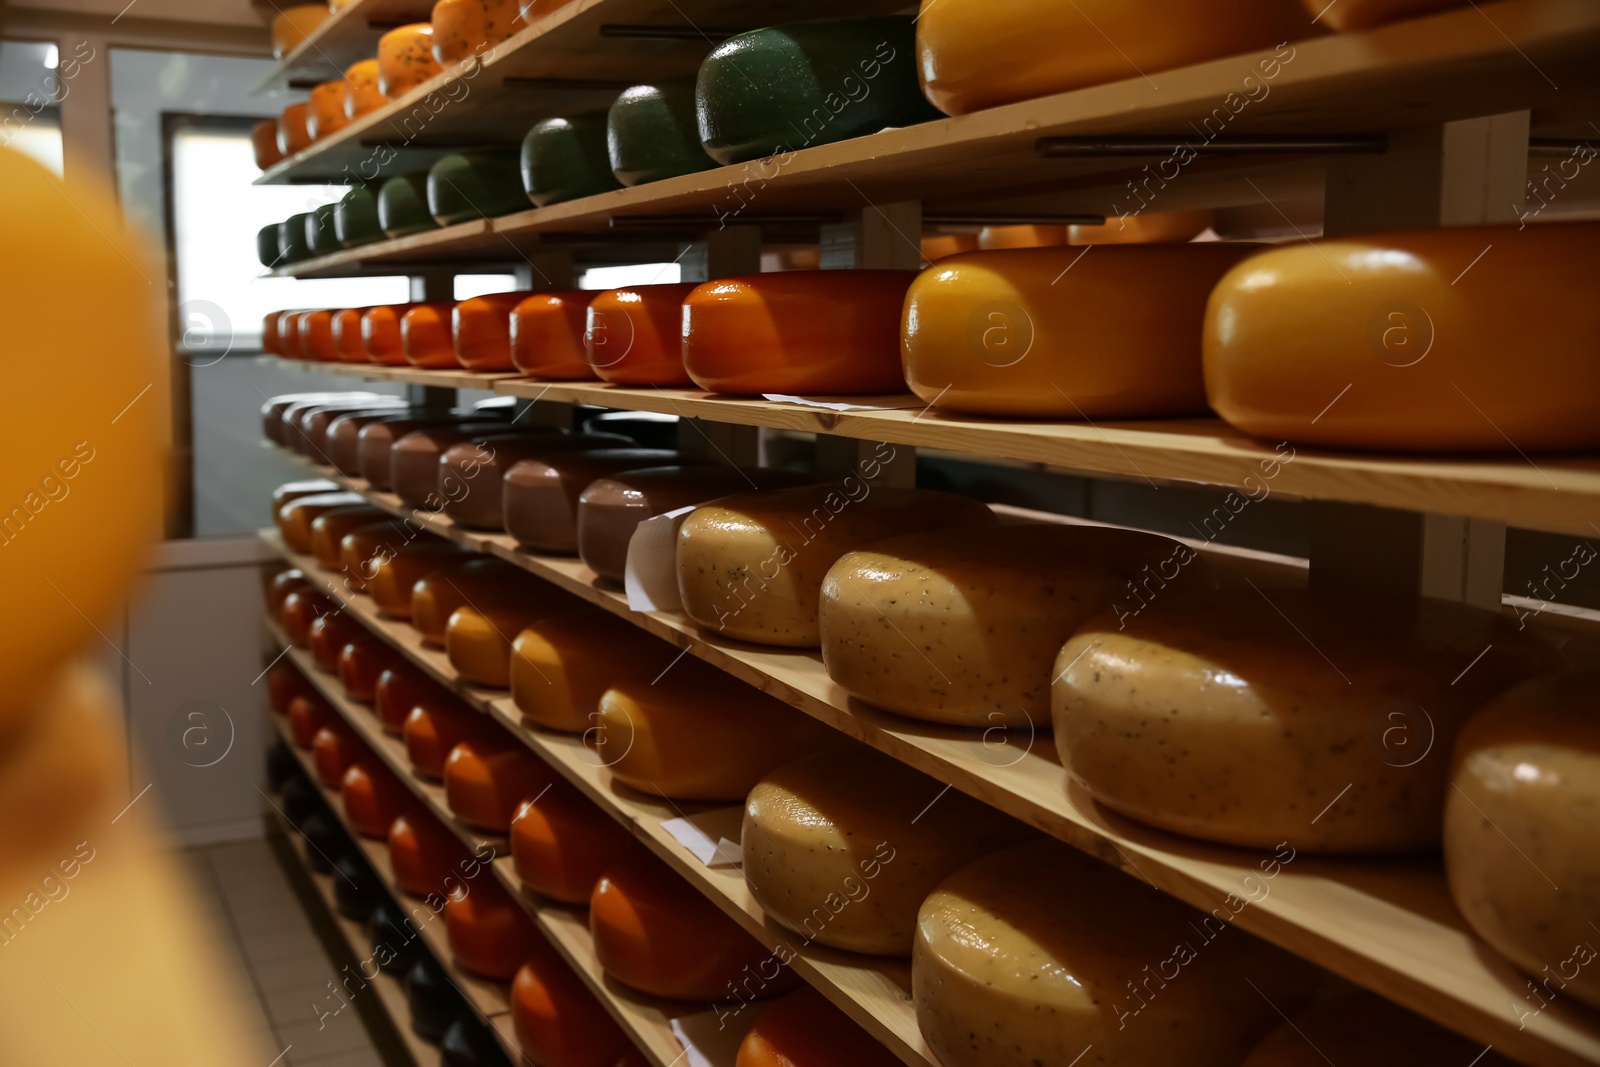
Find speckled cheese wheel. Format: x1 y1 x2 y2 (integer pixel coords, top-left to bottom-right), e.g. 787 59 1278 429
914 840 1317 1067
510 776 641 904
431 0 528 65
1305 0 1468 30
737 986 903 1067
1240 988 1516 1065
377 24 443 99
676 485 996 647
1445 670 1600 1012
509 610 659 733
821 523 1205 728
743 749 1027 955
344 59 387 118
1053 589 1561 853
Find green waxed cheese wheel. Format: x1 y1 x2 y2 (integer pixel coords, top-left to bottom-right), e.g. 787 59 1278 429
278 212 313 263
520 112 623 207
306 203 341 257
427 149 528 226
257 223 283 267
607 78 717 187
696 16 940 166
334 186 384 249
376 173 439 239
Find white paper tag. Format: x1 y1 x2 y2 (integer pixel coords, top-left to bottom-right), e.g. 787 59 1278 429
662 809 744 868
624 505 697 612
671 1008 756 1067
761 393 923 412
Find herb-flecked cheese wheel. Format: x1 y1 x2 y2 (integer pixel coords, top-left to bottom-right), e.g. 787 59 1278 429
344 59 387 119
1305 0 1468 31
606 79 716 187
737 986 904 1067
1240 989 1516 1066
584 283 699 385
378 24 443 99
431 0 528 65
510 290 599 379
376 173 438 238
521 113 622 207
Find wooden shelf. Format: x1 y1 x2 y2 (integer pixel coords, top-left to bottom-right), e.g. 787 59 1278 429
259 0 437 94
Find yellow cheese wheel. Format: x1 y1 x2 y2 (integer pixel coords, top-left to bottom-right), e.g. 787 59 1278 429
1204 221 1600 452
344 59 387 119
1445 670 1600 1012
1067 211 1213 245
595 663 823 802
903 243 1253 418
503 447 678 553
377 24 444 99
915 840 1317 1067
1306 0 1468 31
366 539 475 618
1054 589 1560 852
277 491 367 553
446 602 563 688
510 775 642 904
307 79 350 140
1240 988 1515 1066
823 524 1205 728
338 520 430 594
916 0 1312 115
431 0 528 65
737 986 903 1067
509 610 659 733
677 486 996 647
743 749 1027 955
271 4 330 58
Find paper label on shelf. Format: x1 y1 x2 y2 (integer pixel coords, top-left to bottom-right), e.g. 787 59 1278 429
761 394 923 412
624 505 697 613
662 809 744 868
672 1008 758 1067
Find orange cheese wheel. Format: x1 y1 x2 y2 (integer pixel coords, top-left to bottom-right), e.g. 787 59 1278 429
282 589 338 647
309 612 364 673
376 663 450 735
683 272 915 395
977 225 1066 250
737 986 902 1067
405 697 495 781
584 283 699 385
313 723 362 788
503 448 678 554
921 234 979 261
432 0 528 65
512 952 632 1067
266 662 312 716
337 636 400 704
1067 211 1213 245
310 506 390 571
362 303 424 366
510 290 598 379
271 3 329 58
590 851 796 1001
1204 221 1600 453
278 310 311 359
454 290 533 370
445 601 576 689
266 566 318 622
915 0 1313 116
289 692 336 749
337 521 418 594
308 80 351 140
1240 988 1515 1066
277 102 314 157
252 119 284 170
510 776 641 904
367 540 476 619
299 308 339 362
411 559 547 646
438 432 629 529
400 302 460 369
1307 0 1468 31
278 489 367 550
377 24 444 99
902 244 1253 418
344 59 387 119
445 737 556 832
330 308 368 363
389 811 472 898
445 878 542 980
262 311 285 353
342 760 414 839
510 611 658 733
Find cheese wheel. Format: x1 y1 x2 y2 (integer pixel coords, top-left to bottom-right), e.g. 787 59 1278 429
920 234 979 261
299 307 339 361
282 590 338 648
510 611 661 733
407 957 468 1042
309 205 341 257
453 289 533 370
341 760 414 839
916 0 1313 116
405 692 494 780
288 399 401 454
389 420 526 501
1067 211 1214 245
736 986 902 1067
389 810 473 898
915 840 1316 1067
512 953 632 1067
822 523 1204 727
438 432 629 529
595 663 823 802
271 4 329 58
308 79 351 140
400 303 460 369
432 0 528 64
309 612 365 673
367 540 476 619
428 150 528 226
577 466 809 585
266 662 312 716
606 79 716 187
591 851 797 1001
265 397 349 445
903 244 1253 418
510 777 641 904
289 692 336 749
977 225 1066 250
337 636 401 704
272 311 306 356
278 214 313 262
257 224 282 268
521 113 622 207
696 17 939 166
677 485 995 647
447 602 568 688
265 564 318 620
334 186 384 249
252 119 284 170
330 308 367 362
503 448 679 553
744 749 1028 955
376 663 449 735
444 879 542 980
510 290 599 379
344 58 387 119
1241 988 1515 1066
1053 589 1560 853
310 506 390 570
280 492 366 551
313 724 362 788
378 24 443 99
444 737 556 832
325 410 407 474
358 303 420 365
377 173 438 239
683 273 916 395
261 306 285 349
1308 0 1467 30
412 559 547 646
277 102 314 156
583 283 697 384
300 400 404 460
360 414 490 485
1445 670 1600 1012
338 521 429 594
1204 222 1600 453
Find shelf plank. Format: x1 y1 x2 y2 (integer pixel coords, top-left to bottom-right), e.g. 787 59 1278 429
258 0 436 94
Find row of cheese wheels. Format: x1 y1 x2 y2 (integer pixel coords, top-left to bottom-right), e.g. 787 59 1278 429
263 501 1533 1067
263 216 1600 454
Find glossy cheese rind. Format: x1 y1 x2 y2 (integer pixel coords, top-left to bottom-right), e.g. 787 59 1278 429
1240 988 1516 1066
606 79 716 187
256 223 282 267
404 692 492 780
677 485 996 647
736 986 902 1067
252 119 284 170
1203 222 1600 452
444 739 554 832
503 447 679 553
1306 0 1468 31
453 290 531 370
427 150 528 226
520 113 622 208
1444 670 1600 1012
306 203 342 257
278 491 368 553
400 302 459 369
378 24 444 99
903 245 1252 417
344 59 386 119
510 778 640 904
278 212 314 263
512 954 631 1067
444 881 541 980
445 603 551 688
510 611 657 732
585 283 699 385
410 559 542 645
376 173 439 239
337 636 399 703
376 663 448 735
309 506 390 571
511 290 599 379
389 811 471 898
366 539 473 618
1054 589 1561 852
1067 210 1214 245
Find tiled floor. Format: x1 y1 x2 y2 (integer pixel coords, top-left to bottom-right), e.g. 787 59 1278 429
183 837 392 1067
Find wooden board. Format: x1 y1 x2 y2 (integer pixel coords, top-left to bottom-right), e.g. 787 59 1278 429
258 0 437 94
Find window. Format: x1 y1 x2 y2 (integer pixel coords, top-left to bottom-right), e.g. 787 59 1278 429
580 262 682 289
0 40 65 176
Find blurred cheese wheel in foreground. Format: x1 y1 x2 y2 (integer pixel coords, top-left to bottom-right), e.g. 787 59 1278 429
345 58 386 118
503 448 679 553
282 589 338 647
445 737 555 832
743 749 1027 955
411 559 546 646
510 611 658 732
595 663 823 802
921 233 979 261
916 0 1311 115
1067 210 1213 245
822 523 1203 727
1307 0 1468 30
446 602 562 688
378 24 443 98
915 840 1316 1067
1241 988 1515 1066
289 692 336 749
584 283 698 385
1054 589 1559 853
737 986 902 1067
368 539 475 618
401 303 460 369
1445 670 1600 1011
338 636 400 704
591 852 797 1001
342 760 414 839
310 506 390 570
1204 222 1600 452
445 879 542 980
439 432 631 529
677 485 995 647
977 225 1065 250
683 272 914 395
313 724 362 788
278 492 367 552
511 777 641 904
454 290 533 370
390 811 473 898
405 695 495 780
511 290 598 379
376 663 449 734
267 662 312 715
903 244 1251 418
309 612 364 672
513 952 632 1067
361 303 423 366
